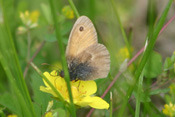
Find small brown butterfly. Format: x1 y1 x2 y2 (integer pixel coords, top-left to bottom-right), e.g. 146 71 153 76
65 16 110 81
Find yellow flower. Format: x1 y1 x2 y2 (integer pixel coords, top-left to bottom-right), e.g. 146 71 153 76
116 46 134 72
17 26 27 34
19 10 39 29
40 70 109 109
7 115 18 117
163 102 175 117
62 5 74 19
30 11 39 23
116 46 130 62
44 112 53 117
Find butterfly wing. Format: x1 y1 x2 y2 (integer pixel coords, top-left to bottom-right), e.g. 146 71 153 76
75 44 110 80
66 16 98 58
66 16 110 81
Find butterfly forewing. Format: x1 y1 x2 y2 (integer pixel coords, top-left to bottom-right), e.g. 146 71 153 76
66 16 98 58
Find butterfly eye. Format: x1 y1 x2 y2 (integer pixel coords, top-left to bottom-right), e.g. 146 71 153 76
79 26 84 31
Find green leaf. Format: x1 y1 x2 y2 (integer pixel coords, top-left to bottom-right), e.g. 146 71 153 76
149 88 169 95
61 21 72 36
53 108 66 117
41 3 52 24
30 71 52 116
143 51 162 78
44 33 57 42
164 94 172 103
0 93 20 116
171 53 175 62
44 21 72 43
134 90 151 103
164 57 172 70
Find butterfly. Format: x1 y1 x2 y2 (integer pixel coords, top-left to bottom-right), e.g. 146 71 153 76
65 16 110 81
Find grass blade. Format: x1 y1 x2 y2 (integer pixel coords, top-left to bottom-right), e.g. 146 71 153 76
110 0 132 58
68 0 80 18
0 1 35 116
48 0 76 116
135 73 143 117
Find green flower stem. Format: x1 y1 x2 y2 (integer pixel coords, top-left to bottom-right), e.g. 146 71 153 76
110 92 113 117
110 0 132 58
88 0 95 21
118 0 173 116
24 41 46 77
68 0 80 18
135 73 143 117
147 0 156 39
30 62 64 102
48 0 76 116
27 29 31 61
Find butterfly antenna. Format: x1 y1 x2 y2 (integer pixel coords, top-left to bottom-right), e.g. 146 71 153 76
41 63 61 71
42 63 63 77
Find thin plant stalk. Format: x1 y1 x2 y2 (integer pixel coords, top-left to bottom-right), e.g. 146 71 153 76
110 0 132 58
68 0 80 18
27 29 31 61
48 0 76 116
110 92 113 117
135 73 144 117
24 41 46 77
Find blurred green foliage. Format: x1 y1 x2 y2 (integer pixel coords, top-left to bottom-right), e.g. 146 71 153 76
0 0 175 116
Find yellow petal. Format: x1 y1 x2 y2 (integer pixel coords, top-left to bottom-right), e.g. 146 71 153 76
71 86 79 98
43 71 59 88
65 86 80 103
75 96 93 107
72 80 97 96
61 5 74 19
44 112 53 117
7 115 18 117
50 70 58 76
55 76 67 91
40 86 50 92
40 86 57 97
88 96 109 109
30 10 39 23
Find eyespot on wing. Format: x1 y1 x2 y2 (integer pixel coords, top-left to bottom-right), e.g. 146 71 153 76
66 16 98 58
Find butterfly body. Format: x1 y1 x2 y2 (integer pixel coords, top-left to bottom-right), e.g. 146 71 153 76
68 58 95 81
66 16 110 81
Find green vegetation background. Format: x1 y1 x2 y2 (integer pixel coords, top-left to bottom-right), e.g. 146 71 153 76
0 0 175 116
